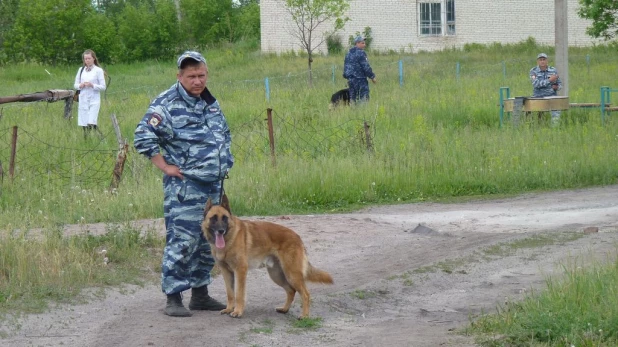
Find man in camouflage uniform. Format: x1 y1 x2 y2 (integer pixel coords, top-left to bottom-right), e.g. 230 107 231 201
134 51 234 317
343 35 376 103
530 53 563 124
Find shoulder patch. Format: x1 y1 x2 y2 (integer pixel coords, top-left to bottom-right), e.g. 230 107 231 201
531 75 536 80
148 113 162 127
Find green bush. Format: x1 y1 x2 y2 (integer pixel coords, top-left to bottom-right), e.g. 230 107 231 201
326 33 343 54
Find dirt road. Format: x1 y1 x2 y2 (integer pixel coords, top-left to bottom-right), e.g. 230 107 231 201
3 185 618 347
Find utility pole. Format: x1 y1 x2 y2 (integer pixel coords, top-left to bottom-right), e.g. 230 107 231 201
555 0 569 96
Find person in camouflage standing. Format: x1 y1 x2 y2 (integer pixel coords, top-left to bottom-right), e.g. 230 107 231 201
530 52 562 124
343 35 376 103
134 51 234 317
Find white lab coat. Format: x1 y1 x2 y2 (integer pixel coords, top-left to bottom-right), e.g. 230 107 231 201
74 65 106 126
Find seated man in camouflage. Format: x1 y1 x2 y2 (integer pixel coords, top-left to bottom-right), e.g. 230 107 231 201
343 35 376 103
529 52 562 124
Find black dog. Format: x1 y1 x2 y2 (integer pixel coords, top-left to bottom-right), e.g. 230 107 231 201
329 88 350 109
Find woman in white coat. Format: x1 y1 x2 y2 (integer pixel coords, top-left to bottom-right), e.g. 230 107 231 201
74 49 106 135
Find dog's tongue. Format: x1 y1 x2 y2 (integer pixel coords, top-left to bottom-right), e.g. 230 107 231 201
215 233 226 249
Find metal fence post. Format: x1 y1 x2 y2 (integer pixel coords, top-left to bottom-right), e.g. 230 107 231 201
456 62 460 81
265 77 270 102
399 60 403 86
499 87 510 128
502 61 506 80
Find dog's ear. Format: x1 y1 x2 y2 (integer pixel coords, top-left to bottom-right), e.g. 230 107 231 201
204 197 213 218
220 194 232 214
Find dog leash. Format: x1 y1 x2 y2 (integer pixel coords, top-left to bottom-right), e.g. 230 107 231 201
219 171 229 204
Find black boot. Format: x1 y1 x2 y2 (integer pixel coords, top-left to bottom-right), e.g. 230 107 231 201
164 293 192 317
188 286 226 311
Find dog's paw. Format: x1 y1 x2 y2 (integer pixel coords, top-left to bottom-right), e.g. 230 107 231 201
229 310 243 318
275 307 289 314
220 308 233 315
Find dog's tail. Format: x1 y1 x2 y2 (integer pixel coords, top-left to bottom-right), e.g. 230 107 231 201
306 263 334 284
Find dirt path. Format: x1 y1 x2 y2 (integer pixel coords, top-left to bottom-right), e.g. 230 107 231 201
3 185 618 347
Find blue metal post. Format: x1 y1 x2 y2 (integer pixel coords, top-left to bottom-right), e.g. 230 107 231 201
456 62 460 81
399 60 403 86
499 87 510 128
601 86 610 124
332 65 335 84
502 61 506 80
586 54 590 75
265 77 270 102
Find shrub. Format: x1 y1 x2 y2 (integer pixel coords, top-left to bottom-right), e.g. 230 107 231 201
326 33 343 54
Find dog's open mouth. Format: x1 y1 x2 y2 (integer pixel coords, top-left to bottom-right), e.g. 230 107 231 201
215 232 226 249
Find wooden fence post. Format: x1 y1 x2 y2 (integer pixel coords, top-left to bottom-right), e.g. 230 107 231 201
266 108 276 166
363 121 373 152
9 126 18 180
109 114 128 190
64 93 75 119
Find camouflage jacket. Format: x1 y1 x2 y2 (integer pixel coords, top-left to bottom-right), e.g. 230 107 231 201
134 82 234 183
529 65 562 97
343 47 375 80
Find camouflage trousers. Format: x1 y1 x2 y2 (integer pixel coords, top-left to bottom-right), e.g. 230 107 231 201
348 78 370 102
161 175 222 295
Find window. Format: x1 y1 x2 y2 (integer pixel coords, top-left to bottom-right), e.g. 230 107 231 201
419 0 456 36
446 0 455 35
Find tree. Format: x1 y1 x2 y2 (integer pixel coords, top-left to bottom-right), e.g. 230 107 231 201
0 0 20 63
578 0 618 40
180 0 236 46
282 0 349 86
6 0 93 65
116 0 180 62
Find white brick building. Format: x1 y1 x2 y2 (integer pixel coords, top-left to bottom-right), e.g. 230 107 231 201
260 0 599 54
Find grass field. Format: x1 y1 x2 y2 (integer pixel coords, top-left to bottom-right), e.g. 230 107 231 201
0 39 617 229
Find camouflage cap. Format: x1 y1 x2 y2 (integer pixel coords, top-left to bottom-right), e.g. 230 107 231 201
354 35 365 43
537 53 548 59
177 51 207 68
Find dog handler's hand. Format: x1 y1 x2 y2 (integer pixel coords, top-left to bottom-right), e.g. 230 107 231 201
151 154 184 179
371 77 377 84
163 165 183 179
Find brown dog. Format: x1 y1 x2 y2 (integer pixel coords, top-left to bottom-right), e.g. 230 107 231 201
202 195 333 319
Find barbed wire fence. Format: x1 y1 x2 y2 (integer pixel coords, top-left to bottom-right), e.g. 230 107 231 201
0 97 375 191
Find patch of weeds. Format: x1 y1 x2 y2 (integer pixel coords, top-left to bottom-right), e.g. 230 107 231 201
350 289 377 300
238 330 248 343
401 272 414 286
435 259 467 274
412 265 437 274
292 317 323 330
317 333 336 343
482 233 583 258
250 319 275 334
413 255 476 275
387 271 414 286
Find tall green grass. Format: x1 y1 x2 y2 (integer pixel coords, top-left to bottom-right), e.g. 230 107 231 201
0 41 617 230
0 226 163 315
467 254 618 346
